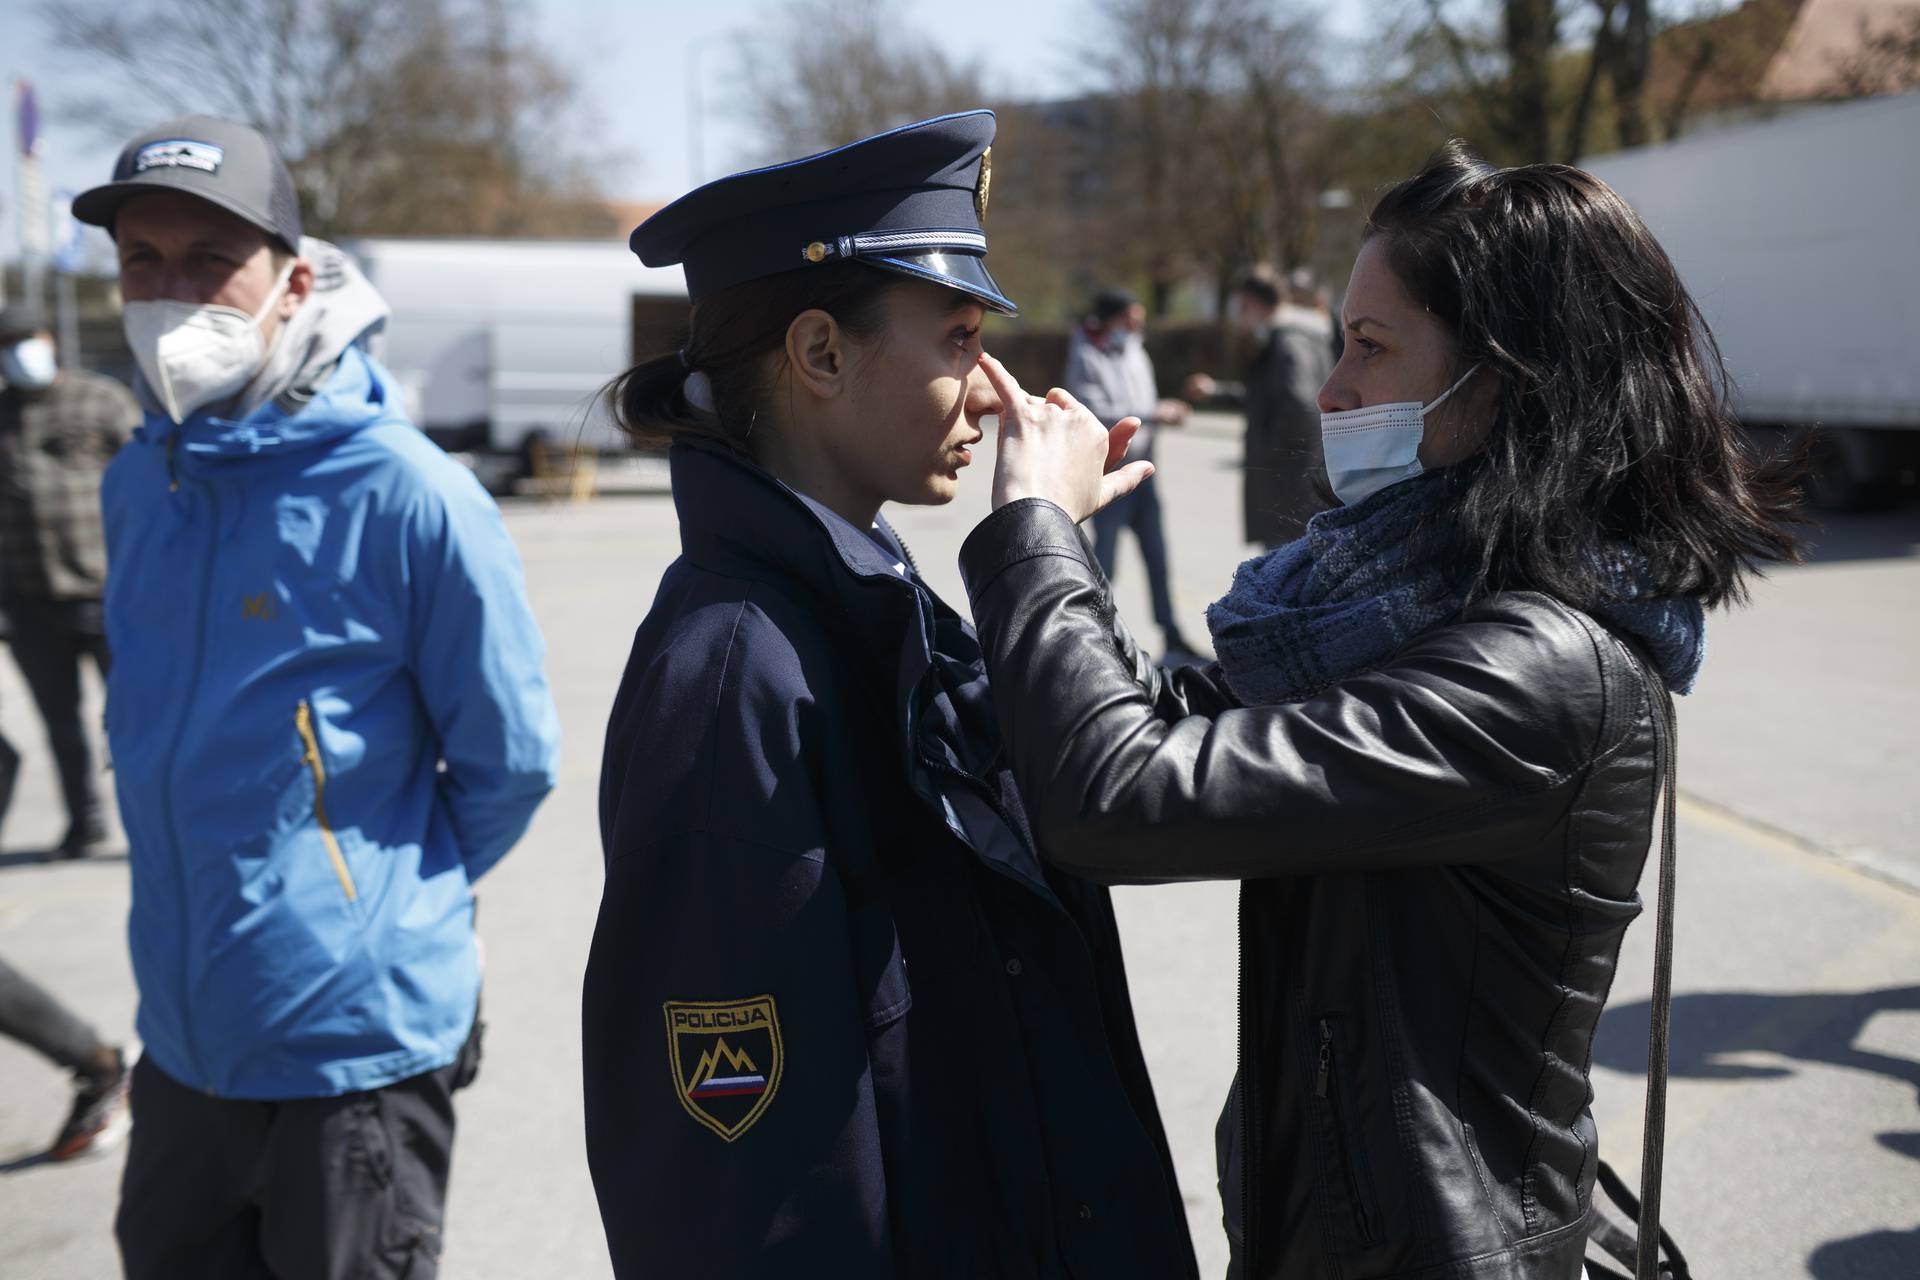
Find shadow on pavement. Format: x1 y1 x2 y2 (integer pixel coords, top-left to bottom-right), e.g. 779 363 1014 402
1597 990 1920 1278
1876 1130 1920 1162
1807 1221 1920 1279
1594 985 1920 1094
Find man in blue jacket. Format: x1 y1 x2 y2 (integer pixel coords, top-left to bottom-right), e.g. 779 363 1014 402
74 115 560 1279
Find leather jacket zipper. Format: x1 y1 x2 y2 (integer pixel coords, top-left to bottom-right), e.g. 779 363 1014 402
295 700 358 903
1315 1017 1380 1244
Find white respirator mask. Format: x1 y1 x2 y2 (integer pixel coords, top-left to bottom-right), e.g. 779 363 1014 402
122 259 295 423
1319 363 1480 506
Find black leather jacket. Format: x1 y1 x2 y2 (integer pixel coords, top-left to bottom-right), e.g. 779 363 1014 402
959 499 1670 1280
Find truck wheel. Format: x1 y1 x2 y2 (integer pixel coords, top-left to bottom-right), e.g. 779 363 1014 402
1804 428 1897 513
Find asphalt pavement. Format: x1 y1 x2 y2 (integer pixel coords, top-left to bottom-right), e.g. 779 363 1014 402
2 420 1915 1278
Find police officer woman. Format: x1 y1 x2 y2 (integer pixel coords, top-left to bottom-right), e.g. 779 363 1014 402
956 142 1803 1278
581 113 1196 1278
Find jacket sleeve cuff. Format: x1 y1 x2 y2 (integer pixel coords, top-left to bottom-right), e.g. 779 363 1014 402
958 498 1100 604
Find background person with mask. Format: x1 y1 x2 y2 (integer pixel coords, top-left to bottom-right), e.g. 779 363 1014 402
72 115 561 1280
0 302 138 859
1065 287 1199 659
1185 269 1337 548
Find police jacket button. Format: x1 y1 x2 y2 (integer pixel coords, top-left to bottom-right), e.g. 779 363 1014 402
1077 1202 1094 1222
1005 957 1023 977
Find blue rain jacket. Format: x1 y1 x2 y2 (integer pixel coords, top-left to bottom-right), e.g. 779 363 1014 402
102 347 560 1099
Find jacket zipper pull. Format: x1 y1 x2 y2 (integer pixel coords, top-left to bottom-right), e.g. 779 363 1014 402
166 434 180 493
1316 1019 1333 1098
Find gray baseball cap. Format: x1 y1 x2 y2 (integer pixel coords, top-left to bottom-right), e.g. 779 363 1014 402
73 115 302 253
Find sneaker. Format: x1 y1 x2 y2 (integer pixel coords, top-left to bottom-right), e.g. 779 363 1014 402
48 1050 130 1161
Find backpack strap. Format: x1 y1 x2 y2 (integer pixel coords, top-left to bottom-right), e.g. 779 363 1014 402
1636 674 1678 1280
1593 653 1689 1280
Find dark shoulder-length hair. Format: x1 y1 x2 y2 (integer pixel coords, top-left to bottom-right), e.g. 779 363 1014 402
1369 139 1803 608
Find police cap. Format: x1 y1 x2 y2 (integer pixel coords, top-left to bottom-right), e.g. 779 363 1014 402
631 110 1015 316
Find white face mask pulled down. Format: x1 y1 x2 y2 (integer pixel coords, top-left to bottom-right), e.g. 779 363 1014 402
122 260 295 424
1319 363 1480 507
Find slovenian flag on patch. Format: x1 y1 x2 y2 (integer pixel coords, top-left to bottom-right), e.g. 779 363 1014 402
691 1073 767 1099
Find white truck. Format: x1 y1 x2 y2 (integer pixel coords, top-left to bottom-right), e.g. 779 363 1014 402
1582 92 1920 508
346 237 688 490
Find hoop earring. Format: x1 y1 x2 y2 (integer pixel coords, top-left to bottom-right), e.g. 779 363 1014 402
742 409 758 442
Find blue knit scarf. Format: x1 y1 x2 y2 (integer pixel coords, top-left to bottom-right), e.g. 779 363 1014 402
1205 472 1707 705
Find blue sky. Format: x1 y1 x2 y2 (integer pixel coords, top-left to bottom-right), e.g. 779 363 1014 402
1 0 1375 263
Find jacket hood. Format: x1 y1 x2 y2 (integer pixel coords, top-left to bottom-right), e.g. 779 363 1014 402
132 235 392 456
136 343 403 463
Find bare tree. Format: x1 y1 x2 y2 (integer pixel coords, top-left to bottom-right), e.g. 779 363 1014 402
1825 6 1920 96
727 0 1333 316
1642 0 1798 143
1405 0 1560 159
1089 0 1331 312
1607 0 1654 145
737 0 989 159
42 0 616 238
1394 0 1778 162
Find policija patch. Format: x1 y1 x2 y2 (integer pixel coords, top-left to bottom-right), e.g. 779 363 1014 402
663 996 783 1142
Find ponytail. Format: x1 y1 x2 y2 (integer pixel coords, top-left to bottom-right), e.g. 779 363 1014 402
605 262 901 457
605 349 737 452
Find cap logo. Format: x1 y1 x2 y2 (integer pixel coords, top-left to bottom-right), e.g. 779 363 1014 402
133 139 225 176
975 147 992 221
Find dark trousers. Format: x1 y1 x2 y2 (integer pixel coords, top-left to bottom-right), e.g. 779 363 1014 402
0 953 105 1074
1090 470 1178 632
116 1056 458 1280
4 596 111 833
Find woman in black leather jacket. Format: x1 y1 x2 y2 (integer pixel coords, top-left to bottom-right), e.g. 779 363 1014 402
957 143 1802 1278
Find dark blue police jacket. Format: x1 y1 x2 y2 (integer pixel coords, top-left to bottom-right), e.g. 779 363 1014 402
583 439 1197 1278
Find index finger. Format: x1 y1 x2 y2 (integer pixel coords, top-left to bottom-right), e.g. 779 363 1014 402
977 351 1027 414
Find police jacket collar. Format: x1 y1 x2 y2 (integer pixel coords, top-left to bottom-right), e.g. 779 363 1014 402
670 437 930 640
671 438 1063 906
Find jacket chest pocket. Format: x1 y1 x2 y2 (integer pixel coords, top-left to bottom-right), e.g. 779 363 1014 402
1311 1015 1383 1247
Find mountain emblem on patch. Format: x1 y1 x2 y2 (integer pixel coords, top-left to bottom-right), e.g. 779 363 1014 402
663 996 783 1141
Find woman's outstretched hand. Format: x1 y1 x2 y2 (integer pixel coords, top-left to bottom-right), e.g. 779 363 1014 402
978 351 1155 521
